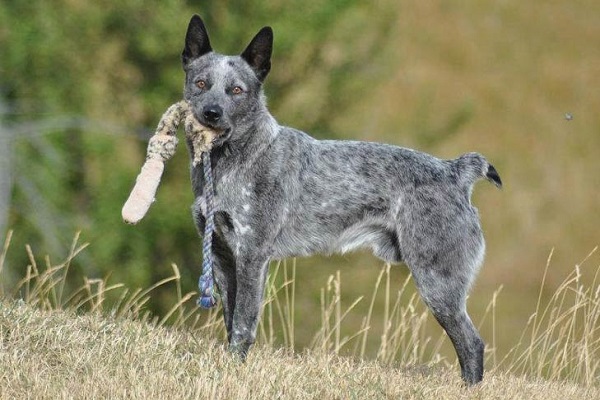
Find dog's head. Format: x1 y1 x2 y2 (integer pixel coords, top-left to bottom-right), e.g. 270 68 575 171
181 15 273 146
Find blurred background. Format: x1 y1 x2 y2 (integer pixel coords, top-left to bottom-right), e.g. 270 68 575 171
1 1 598 359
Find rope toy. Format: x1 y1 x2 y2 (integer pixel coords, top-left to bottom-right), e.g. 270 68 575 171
121 100 219 308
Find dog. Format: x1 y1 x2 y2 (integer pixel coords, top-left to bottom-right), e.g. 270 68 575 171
181 15 501 385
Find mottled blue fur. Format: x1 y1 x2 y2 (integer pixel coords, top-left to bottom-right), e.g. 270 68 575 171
182 15 502 385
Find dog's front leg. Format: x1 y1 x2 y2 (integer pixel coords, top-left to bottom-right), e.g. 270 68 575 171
228 253 270 360
211 236 237 342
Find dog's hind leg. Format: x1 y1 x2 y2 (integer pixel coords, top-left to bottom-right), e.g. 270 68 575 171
439 308 483 385
406 247 485 385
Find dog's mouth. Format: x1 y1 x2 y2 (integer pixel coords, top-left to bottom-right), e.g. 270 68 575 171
211 128 232 147
189 109 232 147
198 119 226 132
194 114 229 134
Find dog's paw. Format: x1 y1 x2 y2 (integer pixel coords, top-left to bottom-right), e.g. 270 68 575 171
228 340 251 362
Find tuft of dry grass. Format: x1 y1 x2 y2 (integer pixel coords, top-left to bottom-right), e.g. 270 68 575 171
1 232 599 398
496 247 600 384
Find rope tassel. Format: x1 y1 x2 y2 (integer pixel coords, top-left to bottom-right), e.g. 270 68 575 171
121 100 219 308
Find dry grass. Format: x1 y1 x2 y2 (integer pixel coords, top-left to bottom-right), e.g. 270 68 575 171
1 232 599 399
1 301 598 400
497 248 600 383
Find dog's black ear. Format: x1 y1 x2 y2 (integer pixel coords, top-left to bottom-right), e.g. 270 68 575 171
182 15 212 68
241 27 273 82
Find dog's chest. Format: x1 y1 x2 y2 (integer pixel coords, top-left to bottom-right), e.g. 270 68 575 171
213 169 257 239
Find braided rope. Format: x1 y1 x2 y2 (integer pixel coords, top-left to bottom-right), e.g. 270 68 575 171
179 103 220 309
197 150 218 308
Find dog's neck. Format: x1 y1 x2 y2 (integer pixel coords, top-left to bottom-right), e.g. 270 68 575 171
216 110 278 167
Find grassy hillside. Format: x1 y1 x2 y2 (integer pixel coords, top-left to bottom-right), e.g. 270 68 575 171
0 300 598 400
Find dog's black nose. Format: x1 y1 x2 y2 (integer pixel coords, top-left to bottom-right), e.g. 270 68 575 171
203 106 223 123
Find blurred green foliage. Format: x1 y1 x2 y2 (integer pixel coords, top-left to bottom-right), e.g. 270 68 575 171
0 0 396 312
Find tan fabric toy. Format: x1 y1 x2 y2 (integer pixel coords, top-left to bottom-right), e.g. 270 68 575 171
122 101 217 224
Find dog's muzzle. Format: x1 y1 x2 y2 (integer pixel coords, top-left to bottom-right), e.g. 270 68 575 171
203 105 223 124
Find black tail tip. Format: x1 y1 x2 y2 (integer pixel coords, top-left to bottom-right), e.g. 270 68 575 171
486 164 502 188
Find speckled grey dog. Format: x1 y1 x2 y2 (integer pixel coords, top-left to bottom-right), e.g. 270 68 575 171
182 15 502 385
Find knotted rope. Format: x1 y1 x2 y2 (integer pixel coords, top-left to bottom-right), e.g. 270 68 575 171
122 100 219 308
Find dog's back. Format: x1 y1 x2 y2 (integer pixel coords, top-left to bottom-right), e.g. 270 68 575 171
261 129 498 268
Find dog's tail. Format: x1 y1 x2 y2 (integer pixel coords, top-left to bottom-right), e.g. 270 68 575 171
455 152 502 189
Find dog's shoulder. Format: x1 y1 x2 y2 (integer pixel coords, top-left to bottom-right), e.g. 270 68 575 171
276 126 317 144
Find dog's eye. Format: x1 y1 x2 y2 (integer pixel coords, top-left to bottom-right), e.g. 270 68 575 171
196 80 206 89
232 86 244 95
